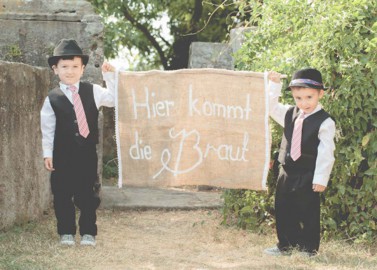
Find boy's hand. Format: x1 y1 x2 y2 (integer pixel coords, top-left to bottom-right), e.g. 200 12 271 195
102 62 115 73
44 158 55 171
268 71 283 83
312 184 326 192
268 71 288 83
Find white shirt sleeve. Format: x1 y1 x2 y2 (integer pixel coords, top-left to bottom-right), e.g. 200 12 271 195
268 81 290 127
313 117 336 186
40 97 55 158
93 71 116 109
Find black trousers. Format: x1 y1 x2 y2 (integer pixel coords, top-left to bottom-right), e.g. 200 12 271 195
275 166 320 254
50 143 100 236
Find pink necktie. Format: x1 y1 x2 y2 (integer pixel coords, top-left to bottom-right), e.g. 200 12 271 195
68 85 90 138
290 113 305 161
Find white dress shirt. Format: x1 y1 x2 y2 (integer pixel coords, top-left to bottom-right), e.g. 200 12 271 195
268 81 336 187
40 72 116 158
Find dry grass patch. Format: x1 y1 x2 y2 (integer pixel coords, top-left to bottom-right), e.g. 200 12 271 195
1 209 376 270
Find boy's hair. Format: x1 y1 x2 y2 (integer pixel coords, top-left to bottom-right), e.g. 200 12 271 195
51 55 85 67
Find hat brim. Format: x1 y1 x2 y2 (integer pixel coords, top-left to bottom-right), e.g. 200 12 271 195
48 55 89 69
285 83 327 91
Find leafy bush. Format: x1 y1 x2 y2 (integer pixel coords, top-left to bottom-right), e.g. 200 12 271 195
102 155 118 180
223 0 377 242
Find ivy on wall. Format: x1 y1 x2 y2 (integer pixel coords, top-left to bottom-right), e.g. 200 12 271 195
223 0 377 241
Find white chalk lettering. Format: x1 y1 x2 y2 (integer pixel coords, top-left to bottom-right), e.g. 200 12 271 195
188 84 201 116
153 129 250 179
131 87 175 119
153 128 203 179
129 131 152 160
188 86 252 120
204 132 249 161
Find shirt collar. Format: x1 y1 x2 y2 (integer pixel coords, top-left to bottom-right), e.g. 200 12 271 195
300 104 322 118
59 82 80 91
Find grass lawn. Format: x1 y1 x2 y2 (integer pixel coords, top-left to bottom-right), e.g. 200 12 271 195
1 209 376 270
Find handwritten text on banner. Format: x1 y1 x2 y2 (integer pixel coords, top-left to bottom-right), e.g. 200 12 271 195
116 69 270 190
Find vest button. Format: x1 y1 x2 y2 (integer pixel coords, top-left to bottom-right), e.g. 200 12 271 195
75 133 79 136
74 120 77 124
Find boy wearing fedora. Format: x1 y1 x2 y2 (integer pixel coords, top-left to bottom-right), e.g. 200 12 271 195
264 68 336 256
41 39 115 246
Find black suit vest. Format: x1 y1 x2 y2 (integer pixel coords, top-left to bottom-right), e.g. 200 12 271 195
48 82 99 148
278 106 331 170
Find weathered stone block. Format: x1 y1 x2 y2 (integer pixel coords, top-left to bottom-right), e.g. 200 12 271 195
0 0 104 86
0 61 51 230
229 27 256 54
188 42 233 70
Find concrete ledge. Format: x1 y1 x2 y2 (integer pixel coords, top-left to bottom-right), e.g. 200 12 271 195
0 13 81 21
100 186 223 211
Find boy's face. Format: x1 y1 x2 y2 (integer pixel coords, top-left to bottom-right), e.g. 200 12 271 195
291 87 324 114
52 56 85 85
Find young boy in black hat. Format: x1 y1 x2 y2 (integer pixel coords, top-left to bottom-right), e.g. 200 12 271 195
264 68 336 256
41 39 116 246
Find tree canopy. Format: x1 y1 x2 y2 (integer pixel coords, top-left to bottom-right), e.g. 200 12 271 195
89 0 243 70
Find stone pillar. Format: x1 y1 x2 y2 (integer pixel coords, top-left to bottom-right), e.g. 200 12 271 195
188 27 256 70
188 42 233 70
0 61 51 230
229 27 256 54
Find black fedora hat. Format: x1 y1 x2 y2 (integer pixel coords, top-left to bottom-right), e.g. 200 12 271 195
286 68 327 90
48 39 89 68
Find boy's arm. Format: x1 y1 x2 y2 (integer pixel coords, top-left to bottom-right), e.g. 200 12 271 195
267 72 290 127
40 97 56 171
93 63 116 108
312 117 336 191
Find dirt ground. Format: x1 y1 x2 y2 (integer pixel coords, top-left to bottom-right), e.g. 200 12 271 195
1 209 377 270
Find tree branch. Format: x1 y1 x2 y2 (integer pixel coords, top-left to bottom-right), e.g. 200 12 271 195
121 5 169 69
185 0 228 36
191 0 203 30
159 33 171 48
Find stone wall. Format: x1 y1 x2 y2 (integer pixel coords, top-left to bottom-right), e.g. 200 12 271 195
0 61 50 230
0 0 104 86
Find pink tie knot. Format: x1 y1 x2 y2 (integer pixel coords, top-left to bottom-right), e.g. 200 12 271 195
68 85 78 93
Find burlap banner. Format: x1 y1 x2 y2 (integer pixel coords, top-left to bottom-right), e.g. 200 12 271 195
115 69 270 190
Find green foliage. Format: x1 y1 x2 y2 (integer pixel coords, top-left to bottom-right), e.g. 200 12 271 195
102 155 118 179
88 0 243 70
223 0 377 241
221 189 275 233
4 44 23 61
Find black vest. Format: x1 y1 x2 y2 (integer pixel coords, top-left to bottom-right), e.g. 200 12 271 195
49 82 99 148
278 106 331 170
